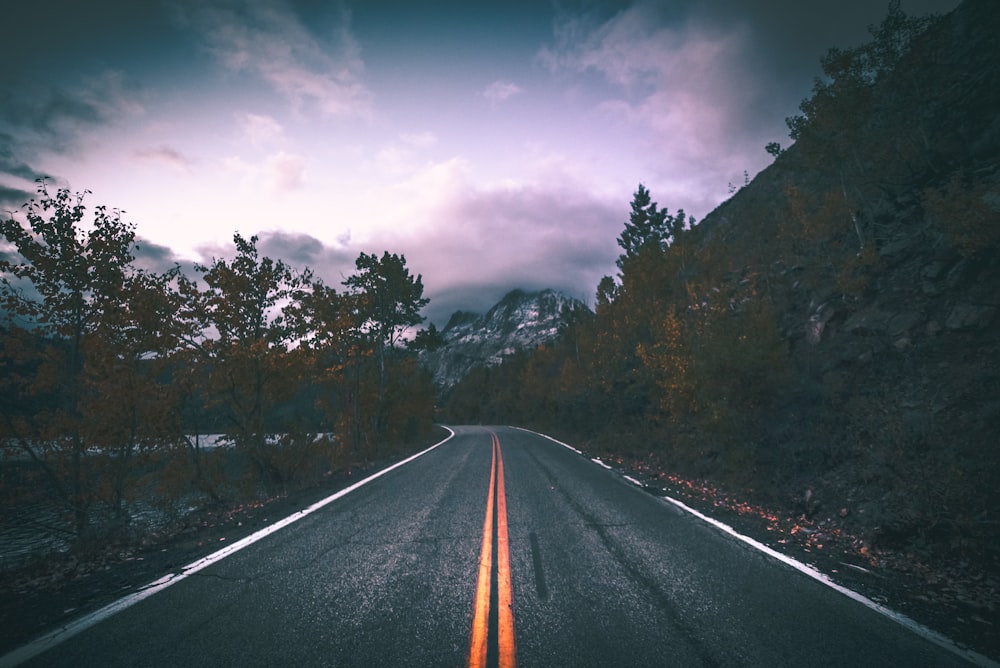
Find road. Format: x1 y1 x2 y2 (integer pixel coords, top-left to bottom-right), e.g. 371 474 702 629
4 426 978 667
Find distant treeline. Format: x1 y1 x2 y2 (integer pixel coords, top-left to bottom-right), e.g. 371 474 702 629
0 187 438 545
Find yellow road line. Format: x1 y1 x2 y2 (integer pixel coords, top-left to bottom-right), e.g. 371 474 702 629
494 433 517 668
469 438 496 668
468 433 517 668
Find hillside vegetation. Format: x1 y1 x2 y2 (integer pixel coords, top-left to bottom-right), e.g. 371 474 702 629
444 0 999 587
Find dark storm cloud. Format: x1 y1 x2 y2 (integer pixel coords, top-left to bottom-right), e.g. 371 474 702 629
1 3 167 65
133 237 188 275
0 72 144 152
0 184 33 212
195 231 358 287
681 0 960 111
175 0 373 118
0 133 50 210
0 0 155 193
256 231 356 278
538 0 960 220
0 136 45 182
0 71 145 206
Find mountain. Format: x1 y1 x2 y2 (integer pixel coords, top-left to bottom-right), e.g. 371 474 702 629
420 289 589 389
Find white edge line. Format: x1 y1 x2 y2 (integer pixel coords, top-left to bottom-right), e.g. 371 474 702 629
623 475 643 487
661 494 998 668
511 426 582 454
513 426 997 668
0 427 456 668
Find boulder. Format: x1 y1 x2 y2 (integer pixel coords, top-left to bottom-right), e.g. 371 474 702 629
945 303 997 330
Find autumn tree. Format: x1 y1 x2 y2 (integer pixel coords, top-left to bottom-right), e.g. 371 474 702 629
589 185 694 426
191 233 313 489
0 182 160 539
342 251 429 440
285 279 371 469
79 267 187 524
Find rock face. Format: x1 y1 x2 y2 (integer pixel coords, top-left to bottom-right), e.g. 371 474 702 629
421 289 589 389
677 0 1000 555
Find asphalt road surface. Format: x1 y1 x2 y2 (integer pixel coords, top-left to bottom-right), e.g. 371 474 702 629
4 426 978 667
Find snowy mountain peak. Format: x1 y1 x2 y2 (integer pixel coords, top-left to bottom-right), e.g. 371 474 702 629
422 289 589 389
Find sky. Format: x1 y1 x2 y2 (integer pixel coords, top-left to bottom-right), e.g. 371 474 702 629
0 0 960 327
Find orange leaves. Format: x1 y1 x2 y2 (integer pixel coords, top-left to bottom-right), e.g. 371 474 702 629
923 172 1000 258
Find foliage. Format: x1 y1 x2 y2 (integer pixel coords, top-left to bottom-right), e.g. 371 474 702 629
343 251 429 351
445 0 1000 574
342 251 431 445
0 181 163 538
616 184 691 274
786 1 938 145
408 322 445 352
1 186 437 546
923 172 1000 258
188 233 313 488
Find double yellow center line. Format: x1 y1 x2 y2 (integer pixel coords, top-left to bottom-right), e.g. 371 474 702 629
469 433 516 668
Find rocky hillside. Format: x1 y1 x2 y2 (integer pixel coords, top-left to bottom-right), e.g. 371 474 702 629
691 0 1000 525
420 289 589 388
442 3 1000 653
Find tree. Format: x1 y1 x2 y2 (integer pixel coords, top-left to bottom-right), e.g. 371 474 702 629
343 252 429 439
408 322 445 352
79 266 187 525
616 184 692 273
192 233 312 488
286 279 370 469
616 184 668 272
0 181 144 539
786 1 936 145
785 1 941 250
344 251 429 353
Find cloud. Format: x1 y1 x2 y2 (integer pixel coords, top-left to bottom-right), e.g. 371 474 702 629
255 230 355 277
538 2 782 213
0 184 33 211
542 5 753 140
0 136 46 182
239 112 285 147
0 134 49 209
399 131 437 150
0 70 144 196
482 80 524 104
266 151 306 190
133 236 188 274
375 131 439 176
194 230 356 288
361 180 623 326
133 145 197 172
221 150 306 191
181 1 372 118
0 70 143 153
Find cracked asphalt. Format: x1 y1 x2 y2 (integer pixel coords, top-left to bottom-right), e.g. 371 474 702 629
11 426 976 667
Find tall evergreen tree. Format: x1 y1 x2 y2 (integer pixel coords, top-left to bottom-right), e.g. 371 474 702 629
616 184 668 271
